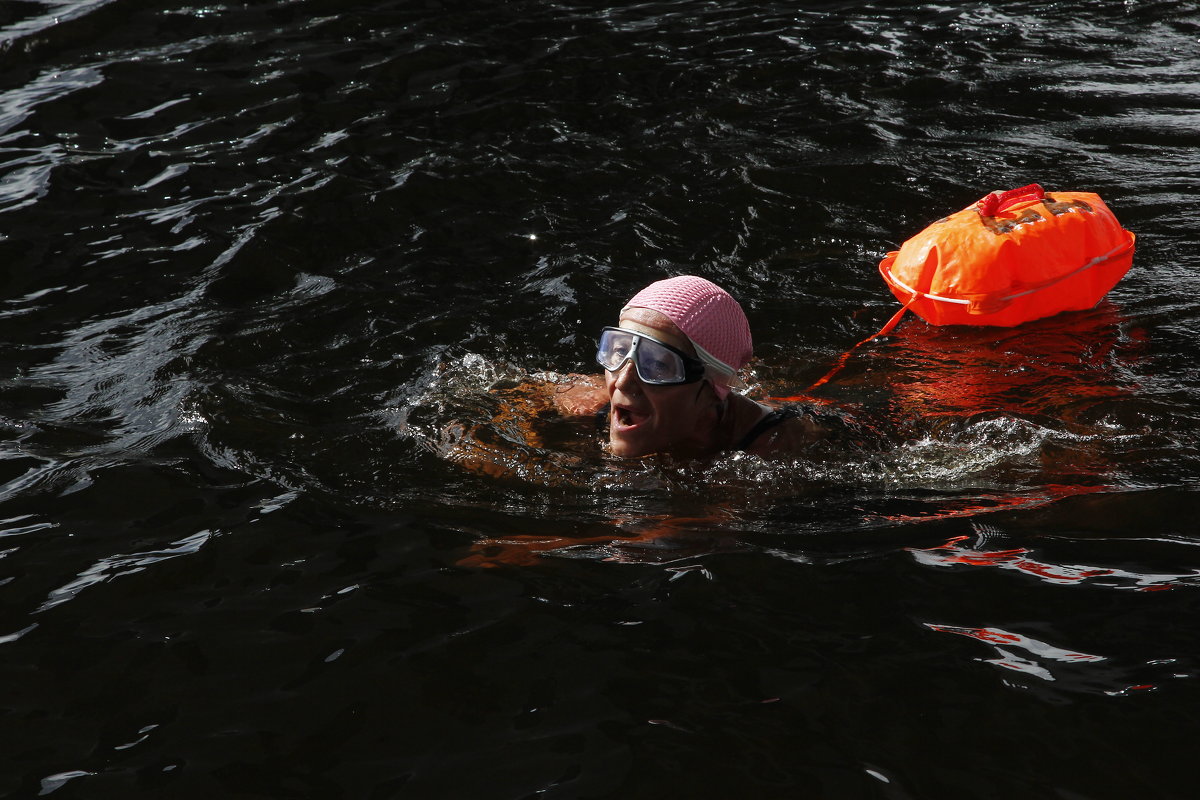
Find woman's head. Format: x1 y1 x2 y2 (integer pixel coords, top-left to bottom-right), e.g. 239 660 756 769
599 276 753 457
621 276 753 399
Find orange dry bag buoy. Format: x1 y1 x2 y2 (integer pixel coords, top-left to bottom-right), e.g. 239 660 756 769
878 184 1136 327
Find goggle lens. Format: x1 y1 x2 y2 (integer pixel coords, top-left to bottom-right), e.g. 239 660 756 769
596 328 704 385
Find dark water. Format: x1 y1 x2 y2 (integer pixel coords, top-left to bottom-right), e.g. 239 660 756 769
2 0 1199 797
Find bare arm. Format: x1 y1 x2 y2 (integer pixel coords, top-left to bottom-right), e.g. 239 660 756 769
549 373 607 417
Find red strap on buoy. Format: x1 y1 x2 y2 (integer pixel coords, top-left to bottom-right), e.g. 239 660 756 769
774 240 934 401
769 296 915 402
975 183 1044 217
803 298 911 391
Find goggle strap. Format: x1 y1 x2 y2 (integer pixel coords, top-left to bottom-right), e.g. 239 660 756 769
690 340 745 390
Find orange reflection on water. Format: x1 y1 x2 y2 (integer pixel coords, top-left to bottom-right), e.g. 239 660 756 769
914 534 1111 583
926 623 1107 683
911 533 1200 591
928 624 1106 661
880 303 1143 423
924 621 1186 695
879 484 1106 526
457 511 736 568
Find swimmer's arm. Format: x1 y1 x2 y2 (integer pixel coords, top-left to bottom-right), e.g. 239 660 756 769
548 373 607 417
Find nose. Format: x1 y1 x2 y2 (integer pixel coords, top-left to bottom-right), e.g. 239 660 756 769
611 359 643 394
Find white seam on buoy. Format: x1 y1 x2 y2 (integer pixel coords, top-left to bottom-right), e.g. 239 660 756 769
884 239 1132 306
884 274 969 304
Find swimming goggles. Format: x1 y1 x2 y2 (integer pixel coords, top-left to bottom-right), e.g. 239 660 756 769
596 326 707 385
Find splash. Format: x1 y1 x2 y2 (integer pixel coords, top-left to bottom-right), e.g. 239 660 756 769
392 351 1134 566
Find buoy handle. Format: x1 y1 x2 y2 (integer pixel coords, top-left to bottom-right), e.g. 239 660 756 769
975 183 1045 217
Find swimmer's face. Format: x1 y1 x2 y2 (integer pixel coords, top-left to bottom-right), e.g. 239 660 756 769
603 308 721 458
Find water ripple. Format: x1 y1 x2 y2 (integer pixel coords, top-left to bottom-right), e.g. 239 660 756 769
37 528 215 612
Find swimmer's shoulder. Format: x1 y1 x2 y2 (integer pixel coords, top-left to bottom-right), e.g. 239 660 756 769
732 396 862 458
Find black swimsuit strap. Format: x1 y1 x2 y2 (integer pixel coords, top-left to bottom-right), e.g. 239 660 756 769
735 406 802 451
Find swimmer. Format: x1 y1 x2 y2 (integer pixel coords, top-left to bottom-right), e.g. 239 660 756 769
552 275 851 459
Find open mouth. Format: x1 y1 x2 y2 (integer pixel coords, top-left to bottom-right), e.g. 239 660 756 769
612 405 649 431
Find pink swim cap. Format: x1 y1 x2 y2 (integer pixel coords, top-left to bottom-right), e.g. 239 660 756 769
622 275 753 398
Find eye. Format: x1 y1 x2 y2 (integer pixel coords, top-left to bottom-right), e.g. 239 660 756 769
643 352 679 378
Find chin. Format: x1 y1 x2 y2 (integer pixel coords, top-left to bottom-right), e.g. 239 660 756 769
608 433 654 458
